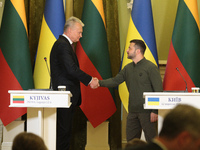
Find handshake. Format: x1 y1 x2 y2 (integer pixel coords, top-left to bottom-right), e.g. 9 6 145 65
89 77 100 89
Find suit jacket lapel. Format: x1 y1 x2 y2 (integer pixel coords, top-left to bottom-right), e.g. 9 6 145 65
60 35 79 67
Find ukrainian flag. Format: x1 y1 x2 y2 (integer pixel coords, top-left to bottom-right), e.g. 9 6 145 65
119 0 158 112
33 0 65 89
148 97 159 106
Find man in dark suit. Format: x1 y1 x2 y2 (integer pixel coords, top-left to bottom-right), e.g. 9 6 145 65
127 104 200 150
50 16 98 150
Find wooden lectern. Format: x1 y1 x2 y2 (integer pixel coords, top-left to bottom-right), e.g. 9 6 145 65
143 92 200 133
8 90 72 150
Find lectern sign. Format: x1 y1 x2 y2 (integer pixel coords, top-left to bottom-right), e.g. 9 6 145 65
9 90 72 108
144 92 200 109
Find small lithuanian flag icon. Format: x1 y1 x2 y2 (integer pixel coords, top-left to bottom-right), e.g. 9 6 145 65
13 96 24 103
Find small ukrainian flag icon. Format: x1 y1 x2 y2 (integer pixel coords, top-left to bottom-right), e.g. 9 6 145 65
148 97 159 105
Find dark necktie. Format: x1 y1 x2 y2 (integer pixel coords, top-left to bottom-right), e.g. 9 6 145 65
71 43 75 52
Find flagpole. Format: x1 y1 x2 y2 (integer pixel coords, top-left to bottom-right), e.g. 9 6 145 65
65 0 73 19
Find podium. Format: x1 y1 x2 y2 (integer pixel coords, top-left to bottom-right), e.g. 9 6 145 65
143 92 200 133
8 90 72 150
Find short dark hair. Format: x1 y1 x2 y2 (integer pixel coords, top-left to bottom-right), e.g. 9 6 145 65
159 104 200 139
125 138 147 149
12 132 48 150
130 39 146 55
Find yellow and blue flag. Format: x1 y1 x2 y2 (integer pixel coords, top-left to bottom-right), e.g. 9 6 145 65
147 98 159 106
33 0 65 89
119 0 158 112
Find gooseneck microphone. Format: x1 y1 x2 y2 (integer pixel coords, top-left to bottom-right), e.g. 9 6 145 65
176 67 188 92
44 57 52 89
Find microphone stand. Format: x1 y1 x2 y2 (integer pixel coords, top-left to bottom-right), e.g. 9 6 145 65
176 67 188 92
44 57 53 90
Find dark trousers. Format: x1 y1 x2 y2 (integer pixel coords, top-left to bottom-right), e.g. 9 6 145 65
126 112 157 142
56 106 75 150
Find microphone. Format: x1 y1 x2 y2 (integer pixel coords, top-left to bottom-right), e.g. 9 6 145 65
176 67 188 92
44 57 52 89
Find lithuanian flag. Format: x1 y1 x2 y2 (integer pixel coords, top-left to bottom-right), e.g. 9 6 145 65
0 0 34 126
76 0 116 128
13 96 24 104
163 0 200 91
